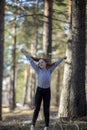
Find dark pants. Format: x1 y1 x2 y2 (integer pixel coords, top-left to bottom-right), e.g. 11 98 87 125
32 87 51 127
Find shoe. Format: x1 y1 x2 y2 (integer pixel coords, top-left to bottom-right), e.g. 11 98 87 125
44 127 49 130
31 125 36 130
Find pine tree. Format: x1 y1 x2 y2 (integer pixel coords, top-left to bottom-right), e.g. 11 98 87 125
70 0 86 118
43 0 53 59
58 0 72 118
0 0 5 120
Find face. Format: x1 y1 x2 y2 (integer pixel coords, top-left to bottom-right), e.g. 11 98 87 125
38 59 46 69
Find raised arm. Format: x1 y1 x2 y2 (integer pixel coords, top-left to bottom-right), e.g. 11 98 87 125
48 56 67 73
21 49 39 73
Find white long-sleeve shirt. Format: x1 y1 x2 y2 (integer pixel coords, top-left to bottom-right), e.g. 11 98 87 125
26 55 64 89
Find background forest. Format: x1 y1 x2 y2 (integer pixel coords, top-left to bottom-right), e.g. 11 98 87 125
0 0 87 129
4 0 68 108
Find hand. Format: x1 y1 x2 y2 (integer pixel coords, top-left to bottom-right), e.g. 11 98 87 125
63 56 67 60
21 48 25 54
21 48 29 56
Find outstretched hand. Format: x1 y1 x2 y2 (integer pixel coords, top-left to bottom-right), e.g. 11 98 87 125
21 48 29 56
63 56 67 60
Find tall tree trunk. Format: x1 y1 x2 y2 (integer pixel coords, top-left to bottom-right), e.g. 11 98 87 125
40 0 53 120
43 0 53 59
85 38 87 111
58 0 72 118
70 0 86 118
55 69 60 106
0 0 5 120
85 1 87 110
58 42 72 118
27 15 38 107
27 43 37 107
23 66 30 106
9 15 16 110
23 15 38 107
28 67 34 107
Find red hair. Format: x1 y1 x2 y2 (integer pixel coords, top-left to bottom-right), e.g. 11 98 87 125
31 56 55 69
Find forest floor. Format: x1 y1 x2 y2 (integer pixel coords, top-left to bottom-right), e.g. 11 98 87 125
0 106 87 130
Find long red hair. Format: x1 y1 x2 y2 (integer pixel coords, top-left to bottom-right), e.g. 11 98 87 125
31 56 55 69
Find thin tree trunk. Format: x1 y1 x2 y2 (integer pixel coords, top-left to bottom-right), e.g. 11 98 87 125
28 67 34 107
86 5 87 111
0 0 5 120
9 72 16 110
55 69 60 106
23 66 30 106
9 15 16 110
85 39 87 111
43 0 53 59
12 15 16 109
27 43 37 107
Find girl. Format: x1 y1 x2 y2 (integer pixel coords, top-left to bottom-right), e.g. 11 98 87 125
21 49 67 130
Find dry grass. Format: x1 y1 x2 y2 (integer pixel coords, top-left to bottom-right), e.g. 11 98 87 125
1 107 87 130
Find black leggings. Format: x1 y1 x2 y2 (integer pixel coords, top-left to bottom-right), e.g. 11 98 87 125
32 87 51 127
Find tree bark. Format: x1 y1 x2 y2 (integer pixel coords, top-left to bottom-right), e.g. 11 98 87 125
58 0 72 118
58 42 72 118
23 66 30 106
27 43 37 107
70 0 86 118
0 0 5 120
43 0 53 59
55 69 60 106
9 15 16 111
